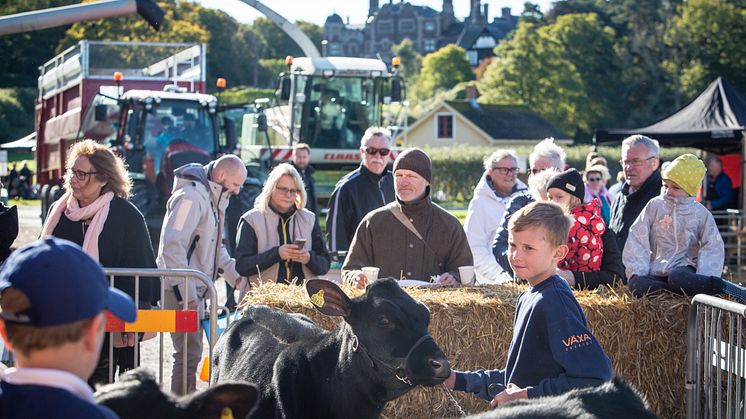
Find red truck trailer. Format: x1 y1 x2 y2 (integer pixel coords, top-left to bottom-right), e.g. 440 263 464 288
36 40 241 239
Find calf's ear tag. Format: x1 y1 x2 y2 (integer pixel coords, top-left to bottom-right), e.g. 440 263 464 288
310 290 325 308
220 407 234 419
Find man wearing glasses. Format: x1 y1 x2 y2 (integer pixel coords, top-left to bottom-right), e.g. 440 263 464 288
492 138 567 274
464 149 527 284
326 127 395 256
491 139 625 290
608 135 662 250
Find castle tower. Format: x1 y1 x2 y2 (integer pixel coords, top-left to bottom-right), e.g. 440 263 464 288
469 0 482 24
369 0 379 17
442 0 454 28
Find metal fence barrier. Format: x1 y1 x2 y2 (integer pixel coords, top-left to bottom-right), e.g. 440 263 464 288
103 268 217 394
685 294 746 418
712 210 745 277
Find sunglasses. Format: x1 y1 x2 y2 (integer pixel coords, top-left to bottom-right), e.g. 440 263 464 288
363 147 391 157
587 177 603 182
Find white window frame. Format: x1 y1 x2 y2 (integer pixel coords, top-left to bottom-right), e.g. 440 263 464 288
434 112 455 141
475 35 496 49
466 50 478 66
399 18 415 32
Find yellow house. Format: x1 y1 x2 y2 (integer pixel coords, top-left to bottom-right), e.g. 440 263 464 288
395 100 572 147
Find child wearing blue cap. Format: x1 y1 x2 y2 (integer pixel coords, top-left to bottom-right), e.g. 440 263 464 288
0 238 137 419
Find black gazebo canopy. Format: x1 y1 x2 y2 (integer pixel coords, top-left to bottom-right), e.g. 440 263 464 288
594 77 746 154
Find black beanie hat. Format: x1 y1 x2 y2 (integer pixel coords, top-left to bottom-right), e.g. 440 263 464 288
393 148 432 182
547 168 585 201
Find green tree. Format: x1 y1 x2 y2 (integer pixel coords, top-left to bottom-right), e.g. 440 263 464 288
246 18 323 87
0 0 78 87
605 0 681 125
59 1 208 51
296 21 324 52
479 14 623 138
664 0 746 101
391 39 422 79
250 17 305 59
197 7 253 89
519 2 545 24
412 44 473 101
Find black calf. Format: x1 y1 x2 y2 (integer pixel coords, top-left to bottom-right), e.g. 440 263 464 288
95 368 257 419
212 278 451 418
468 377 658 419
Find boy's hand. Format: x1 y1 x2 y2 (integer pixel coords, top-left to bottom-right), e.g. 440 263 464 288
490 383 527 407
352 273 368 289
443 371 456 389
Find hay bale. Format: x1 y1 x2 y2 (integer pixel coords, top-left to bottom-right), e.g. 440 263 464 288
238 282 689 418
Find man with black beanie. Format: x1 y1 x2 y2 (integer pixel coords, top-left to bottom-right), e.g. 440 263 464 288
342 148 473 288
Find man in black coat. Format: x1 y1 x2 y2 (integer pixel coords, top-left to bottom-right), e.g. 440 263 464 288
609 135 662 251
326 127 395 255
291 143 318 217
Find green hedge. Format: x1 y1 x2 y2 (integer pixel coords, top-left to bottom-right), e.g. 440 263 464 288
219 86 275 105
426 144 699 205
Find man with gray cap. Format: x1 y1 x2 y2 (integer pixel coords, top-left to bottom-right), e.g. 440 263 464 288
342 148 473 288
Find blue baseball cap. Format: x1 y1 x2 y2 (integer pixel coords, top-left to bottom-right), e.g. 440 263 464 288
0 238 136 326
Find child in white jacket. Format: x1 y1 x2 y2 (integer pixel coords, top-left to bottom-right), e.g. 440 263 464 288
624 154 746 302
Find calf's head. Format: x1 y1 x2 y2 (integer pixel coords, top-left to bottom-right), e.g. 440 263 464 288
307 278 450 391
95 368 257 419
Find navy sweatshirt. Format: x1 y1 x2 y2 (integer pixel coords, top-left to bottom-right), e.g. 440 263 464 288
0 381 118 419
454 275 612 399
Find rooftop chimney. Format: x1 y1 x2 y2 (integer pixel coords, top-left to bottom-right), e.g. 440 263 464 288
466 85 478 100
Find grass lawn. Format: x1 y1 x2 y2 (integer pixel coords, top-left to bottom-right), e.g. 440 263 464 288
9 198 40 207
450 208 467 224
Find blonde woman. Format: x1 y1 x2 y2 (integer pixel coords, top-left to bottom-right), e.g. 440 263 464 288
40 139 157 384
235 163 330 286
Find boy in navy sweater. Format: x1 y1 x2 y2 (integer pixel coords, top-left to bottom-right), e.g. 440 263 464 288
445 202 612 406
0 238 137 418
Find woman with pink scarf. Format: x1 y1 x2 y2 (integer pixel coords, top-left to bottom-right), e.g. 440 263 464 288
40 139 157 385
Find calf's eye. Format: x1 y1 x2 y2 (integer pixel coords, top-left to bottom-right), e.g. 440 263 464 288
376 317 391 327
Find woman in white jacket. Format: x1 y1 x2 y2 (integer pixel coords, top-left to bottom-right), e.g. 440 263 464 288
624 154 746 302
463 149 526 284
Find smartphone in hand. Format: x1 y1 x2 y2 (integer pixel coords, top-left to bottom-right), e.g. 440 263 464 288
293 238 307 249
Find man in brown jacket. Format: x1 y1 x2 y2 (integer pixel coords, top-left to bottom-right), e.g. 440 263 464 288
342 148 473 288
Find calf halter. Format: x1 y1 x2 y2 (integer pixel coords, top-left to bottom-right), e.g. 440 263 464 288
350 333 435 386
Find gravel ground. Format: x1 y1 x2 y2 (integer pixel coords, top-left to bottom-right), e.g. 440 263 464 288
14 201 225 392
13 202 42 248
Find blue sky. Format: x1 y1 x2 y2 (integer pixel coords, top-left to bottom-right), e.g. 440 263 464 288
194 0 554 26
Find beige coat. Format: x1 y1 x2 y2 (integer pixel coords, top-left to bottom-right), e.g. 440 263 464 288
240 208 315 286
342 197 473 284
157 164 240 303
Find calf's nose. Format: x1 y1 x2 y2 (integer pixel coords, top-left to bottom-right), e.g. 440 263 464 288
427 356 451 378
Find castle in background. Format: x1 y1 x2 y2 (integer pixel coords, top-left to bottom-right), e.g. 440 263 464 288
323 0 518 65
